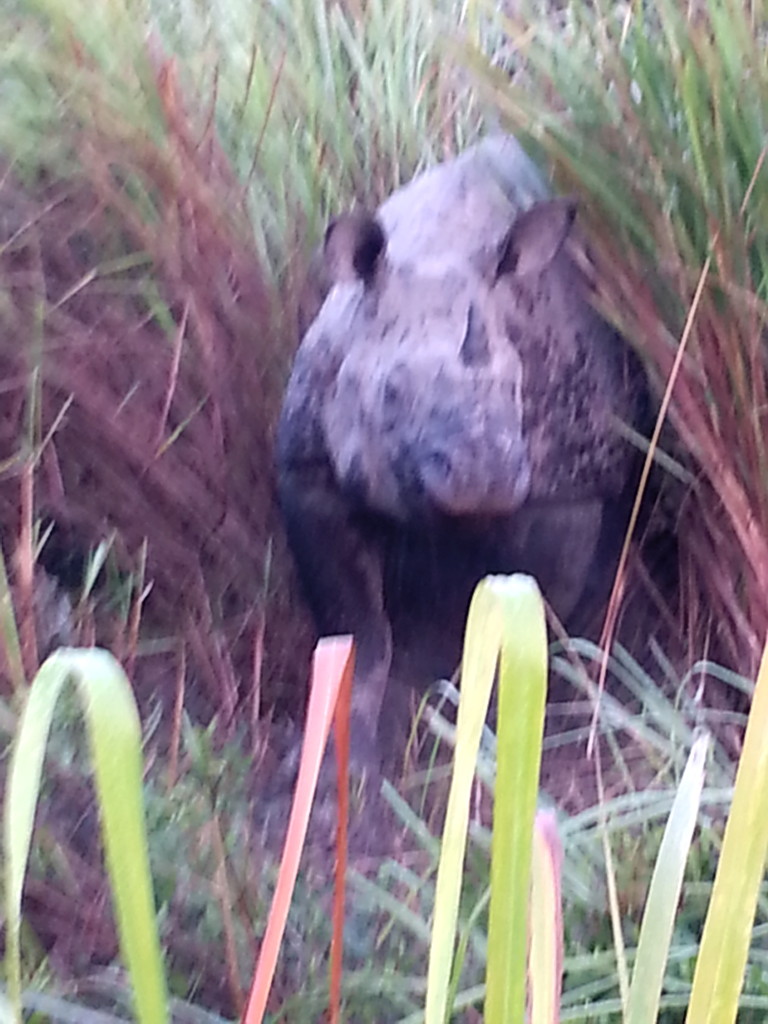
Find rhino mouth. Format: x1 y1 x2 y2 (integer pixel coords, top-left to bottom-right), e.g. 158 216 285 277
417 433 532 516
329 396 533 522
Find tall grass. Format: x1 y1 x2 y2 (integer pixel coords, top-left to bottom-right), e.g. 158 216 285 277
3 0 493 277
3 0 768 1020
0 0 499 714
466 0 768 673
0 4 496 1012
397 643 768 1023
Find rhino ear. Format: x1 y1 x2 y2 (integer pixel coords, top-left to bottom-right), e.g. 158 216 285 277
324 212 387 287
496 198 577 279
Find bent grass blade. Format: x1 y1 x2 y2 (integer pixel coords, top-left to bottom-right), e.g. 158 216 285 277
242 635 354 1024
424 574 549 1024
4 648 168 1024
487 576 549 1024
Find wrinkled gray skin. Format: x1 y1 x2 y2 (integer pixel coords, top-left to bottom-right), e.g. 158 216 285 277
277 136 646 766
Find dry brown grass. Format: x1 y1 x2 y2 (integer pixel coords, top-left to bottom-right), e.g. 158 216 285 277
0 54 313 723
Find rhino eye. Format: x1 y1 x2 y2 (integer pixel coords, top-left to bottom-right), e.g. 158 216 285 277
459 304 490 367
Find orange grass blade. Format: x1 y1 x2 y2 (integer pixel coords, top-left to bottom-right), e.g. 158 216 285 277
242 636 354 1024
330 642 354 1024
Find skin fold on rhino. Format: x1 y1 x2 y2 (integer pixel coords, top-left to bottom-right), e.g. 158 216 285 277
277 135 646 767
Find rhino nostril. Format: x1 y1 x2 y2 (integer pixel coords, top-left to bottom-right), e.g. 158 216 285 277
425 450 452 481
384 380 401 406
382 380 403 430
459 303 490 367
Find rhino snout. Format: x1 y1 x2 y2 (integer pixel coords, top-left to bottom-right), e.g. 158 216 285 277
418 433 531 515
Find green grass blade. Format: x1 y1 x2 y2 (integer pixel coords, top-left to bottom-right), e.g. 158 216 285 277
0 541 26 699
424 574 547 1024
424 576 503 1024
4 648 168 1024
486 575 548 1024
685 639 768 1024
626 730 710 1024
0 992 12 1023
5 655 69 1019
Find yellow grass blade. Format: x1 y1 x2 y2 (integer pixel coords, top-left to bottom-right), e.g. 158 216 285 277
685 638 768 1024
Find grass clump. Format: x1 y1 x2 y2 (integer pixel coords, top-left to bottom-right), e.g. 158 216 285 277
0 0 497 720
12 594 768 1023
467 0 768 674
0 0 495 1013
3 0 489 273
3 0 768 1020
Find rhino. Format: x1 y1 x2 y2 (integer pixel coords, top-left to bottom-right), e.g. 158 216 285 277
277 135 647 765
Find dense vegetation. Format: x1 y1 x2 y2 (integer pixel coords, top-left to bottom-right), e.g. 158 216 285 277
1 0 767 1020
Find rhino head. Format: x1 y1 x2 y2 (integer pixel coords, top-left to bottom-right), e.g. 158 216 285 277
299 198 583 524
